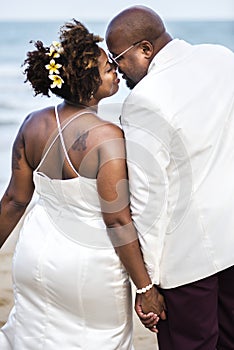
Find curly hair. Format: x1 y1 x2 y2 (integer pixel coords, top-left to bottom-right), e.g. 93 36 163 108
23 19 103 104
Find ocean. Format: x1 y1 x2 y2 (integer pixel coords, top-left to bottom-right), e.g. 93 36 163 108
0 20 234 194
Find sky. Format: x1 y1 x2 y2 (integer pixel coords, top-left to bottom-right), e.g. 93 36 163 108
1 0 234 21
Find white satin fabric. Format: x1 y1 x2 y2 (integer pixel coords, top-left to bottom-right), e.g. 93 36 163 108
0 108 134 349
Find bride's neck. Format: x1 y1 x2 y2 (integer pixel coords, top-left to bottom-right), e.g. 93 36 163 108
64 99 98 113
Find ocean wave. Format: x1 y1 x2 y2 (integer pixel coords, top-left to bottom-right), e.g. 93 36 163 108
0 101 20 110
0 119 19 126
0 64 23 77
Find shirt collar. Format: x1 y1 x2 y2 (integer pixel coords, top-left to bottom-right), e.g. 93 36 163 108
148 39 192 74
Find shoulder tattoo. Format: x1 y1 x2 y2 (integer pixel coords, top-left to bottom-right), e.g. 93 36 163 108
12 135 24 170
72 131 89 151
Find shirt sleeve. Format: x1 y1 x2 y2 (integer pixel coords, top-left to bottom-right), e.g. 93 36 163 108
121 97 171 285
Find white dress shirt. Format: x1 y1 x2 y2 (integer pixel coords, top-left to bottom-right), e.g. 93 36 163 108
121 39 234 288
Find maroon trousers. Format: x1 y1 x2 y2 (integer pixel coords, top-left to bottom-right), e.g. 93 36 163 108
157 265 234 350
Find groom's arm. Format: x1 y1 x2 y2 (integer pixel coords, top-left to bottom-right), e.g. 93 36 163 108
121 101 170 286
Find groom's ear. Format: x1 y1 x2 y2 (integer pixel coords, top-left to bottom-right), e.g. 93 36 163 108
139 41 154 58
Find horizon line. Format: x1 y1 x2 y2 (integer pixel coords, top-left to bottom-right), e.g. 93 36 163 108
0 16 234 22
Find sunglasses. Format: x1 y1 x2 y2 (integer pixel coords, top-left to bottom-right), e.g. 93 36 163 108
108 41 142 66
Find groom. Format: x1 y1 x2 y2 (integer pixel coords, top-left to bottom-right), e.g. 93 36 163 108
106 5 234 350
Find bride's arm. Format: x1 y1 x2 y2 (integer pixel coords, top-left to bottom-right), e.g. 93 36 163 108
0 126 34 248
96 123 165 317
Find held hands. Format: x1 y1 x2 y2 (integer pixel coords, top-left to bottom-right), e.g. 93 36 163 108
135 285 166 333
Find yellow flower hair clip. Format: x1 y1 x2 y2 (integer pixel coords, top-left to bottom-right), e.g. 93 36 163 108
45 41 64 89
47 41 64 58
45 59 62 75
49 74 64 89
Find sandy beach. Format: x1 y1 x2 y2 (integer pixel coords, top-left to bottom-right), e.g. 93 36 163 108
0 228 158 349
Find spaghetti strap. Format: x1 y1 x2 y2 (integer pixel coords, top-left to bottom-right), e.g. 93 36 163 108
35 105 95 172
55 105 80 176
35 128 60 172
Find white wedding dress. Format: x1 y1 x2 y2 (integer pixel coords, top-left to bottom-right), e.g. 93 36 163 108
0 107 134 349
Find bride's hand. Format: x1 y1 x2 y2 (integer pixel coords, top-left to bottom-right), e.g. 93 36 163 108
135 286 166 332
142 285 166 317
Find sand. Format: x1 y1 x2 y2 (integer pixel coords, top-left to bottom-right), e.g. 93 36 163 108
0 229 158 349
